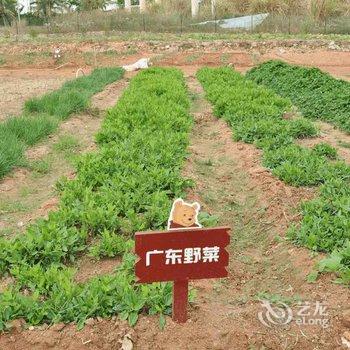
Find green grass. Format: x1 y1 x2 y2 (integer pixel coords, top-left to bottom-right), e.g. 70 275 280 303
1 32 349 46
1 115 58 146
25 67 125 119
255 291 302 305
0 67 192 330
0 199 30 214
246 60 350 133
338 141 350 149
53 135 80 153
0 129 25 178
29 159 52 175
0 67 124 179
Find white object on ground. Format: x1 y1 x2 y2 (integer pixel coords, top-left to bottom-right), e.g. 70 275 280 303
195 13 269 30
122 58 150 72
75 68 85 78
342 336 350 349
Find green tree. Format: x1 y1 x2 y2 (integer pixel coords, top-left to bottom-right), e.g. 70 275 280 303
0 0 16 25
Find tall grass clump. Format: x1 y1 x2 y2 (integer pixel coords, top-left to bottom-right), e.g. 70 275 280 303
25 67 124 119
0 129 25 178
1 115 59 146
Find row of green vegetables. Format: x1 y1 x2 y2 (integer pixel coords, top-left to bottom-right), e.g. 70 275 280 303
0 67 124 178
0 68 194 330
246 60 350 133
197 66 350 285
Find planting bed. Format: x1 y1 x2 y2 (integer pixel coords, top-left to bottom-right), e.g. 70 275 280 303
197 66 350 285
0 67 193 330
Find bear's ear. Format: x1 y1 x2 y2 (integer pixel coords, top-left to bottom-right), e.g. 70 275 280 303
192 202 200 212
173 198 184 209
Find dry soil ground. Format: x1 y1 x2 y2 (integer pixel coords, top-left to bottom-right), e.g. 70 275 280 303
0 40 349 350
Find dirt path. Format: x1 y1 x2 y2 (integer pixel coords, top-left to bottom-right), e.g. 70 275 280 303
156 49 350 81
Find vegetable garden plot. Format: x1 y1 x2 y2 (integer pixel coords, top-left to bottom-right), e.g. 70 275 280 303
0 67 124 179
246 60 350 133
0 67 193 330
197 67 350 285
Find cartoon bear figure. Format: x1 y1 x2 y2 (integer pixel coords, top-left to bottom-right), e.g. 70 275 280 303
167 198 202 230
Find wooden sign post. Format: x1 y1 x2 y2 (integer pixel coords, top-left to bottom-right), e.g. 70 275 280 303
135 226 230 323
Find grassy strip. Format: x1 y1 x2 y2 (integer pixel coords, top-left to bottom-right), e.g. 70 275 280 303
25 68 124 119
246 60 350 133
0 67 124 179
0 67 192 330
0 115 57 178
1 32 349 46
197 67 350 284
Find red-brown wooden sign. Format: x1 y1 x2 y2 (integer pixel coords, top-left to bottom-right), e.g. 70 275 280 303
135 226 230 323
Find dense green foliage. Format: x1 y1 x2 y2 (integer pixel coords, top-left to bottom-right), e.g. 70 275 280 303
246 60 350 133
198 66 350 284
0 67 124 179
0 67 192 329
1 115 59 146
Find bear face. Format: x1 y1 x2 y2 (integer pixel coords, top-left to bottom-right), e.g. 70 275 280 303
168 198 201 230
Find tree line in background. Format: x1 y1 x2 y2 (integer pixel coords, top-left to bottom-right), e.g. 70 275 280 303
1 0 349 30
0 0 139 25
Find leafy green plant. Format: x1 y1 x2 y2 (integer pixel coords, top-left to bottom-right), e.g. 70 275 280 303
246 60 350 133
198 66 350 285
89 230 134 259
0 67 193 329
